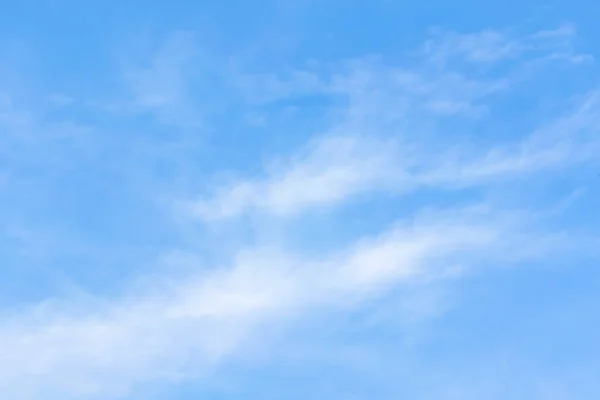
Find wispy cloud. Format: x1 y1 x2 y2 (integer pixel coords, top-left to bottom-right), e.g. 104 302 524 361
422 24 588 64
188 83 599 222
0 18 598 400
105 31 203 128
0 203 569 399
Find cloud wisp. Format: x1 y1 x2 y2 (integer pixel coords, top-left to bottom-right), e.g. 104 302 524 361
0 22 598 400
0 204 568 399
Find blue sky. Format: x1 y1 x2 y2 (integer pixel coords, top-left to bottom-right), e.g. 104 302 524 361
1 1 599 399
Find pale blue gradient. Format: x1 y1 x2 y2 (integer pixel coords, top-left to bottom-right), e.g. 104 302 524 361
0 1 599 399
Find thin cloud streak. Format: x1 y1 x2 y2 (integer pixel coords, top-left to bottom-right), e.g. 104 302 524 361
0 205 559 399
188 90 599 221
0 22 598 400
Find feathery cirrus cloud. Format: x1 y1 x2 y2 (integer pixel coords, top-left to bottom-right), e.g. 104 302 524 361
0 20 598 400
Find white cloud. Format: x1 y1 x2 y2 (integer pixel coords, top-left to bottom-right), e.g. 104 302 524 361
1 23 598 400
188 134 400 219
187 89 599 221
422 24 590 65
182 25 596 222
110 31 202 128
422 29 525 63
0 205 553 399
